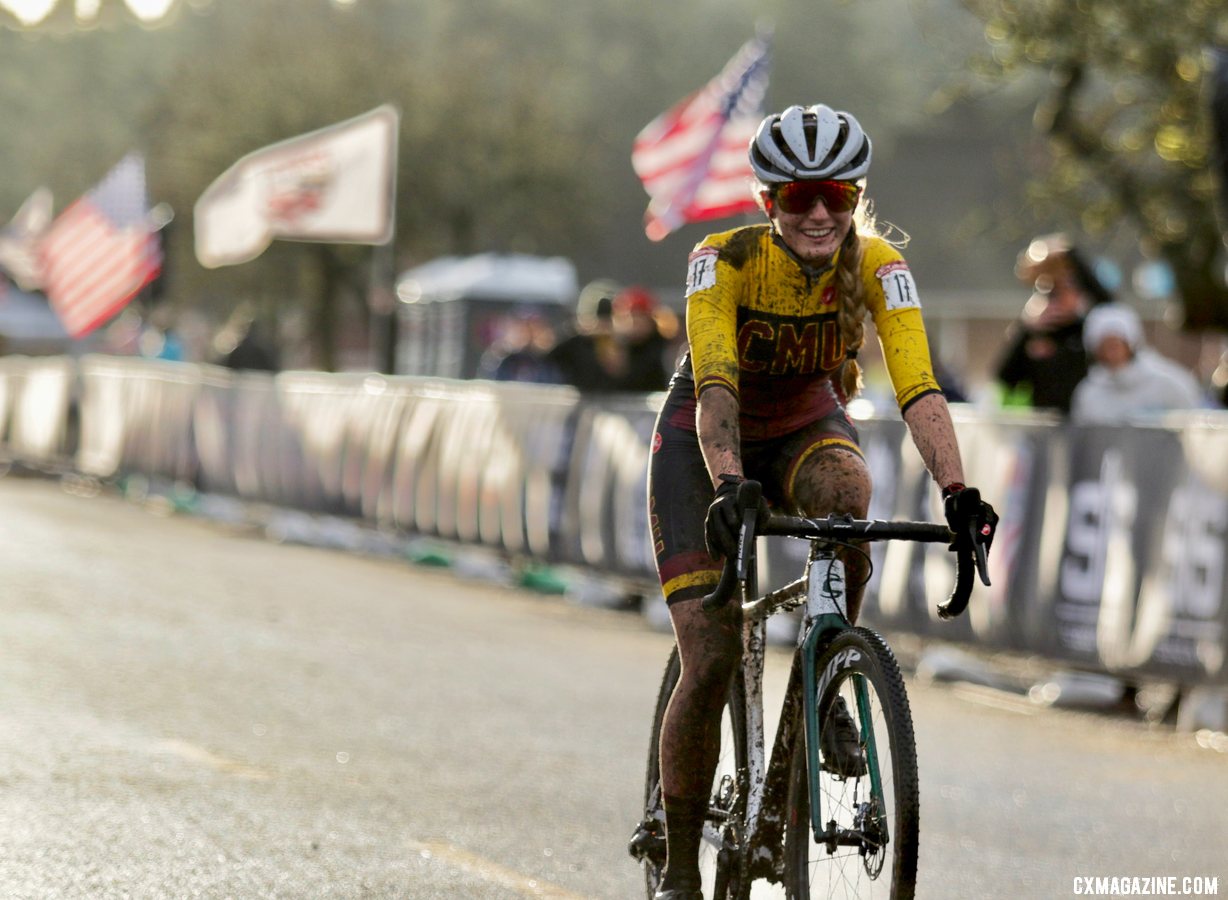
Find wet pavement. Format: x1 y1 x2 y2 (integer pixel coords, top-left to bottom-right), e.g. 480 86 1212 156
0 476 1223 899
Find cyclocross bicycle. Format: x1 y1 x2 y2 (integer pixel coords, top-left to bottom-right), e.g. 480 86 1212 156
629 480 991 899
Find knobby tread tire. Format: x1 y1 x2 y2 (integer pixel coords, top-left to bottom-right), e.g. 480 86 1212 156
784 627 920 900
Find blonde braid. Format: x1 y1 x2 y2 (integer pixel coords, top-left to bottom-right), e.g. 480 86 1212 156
835 226 868 399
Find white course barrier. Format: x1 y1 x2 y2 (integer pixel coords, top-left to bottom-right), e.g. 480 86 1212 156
1 354 1224 687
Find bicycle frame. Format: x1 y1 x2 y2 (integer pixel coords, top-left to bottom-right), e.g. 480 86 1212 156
798 547 886 846
736 542 886 855
709 500 987 875
631 479 992 898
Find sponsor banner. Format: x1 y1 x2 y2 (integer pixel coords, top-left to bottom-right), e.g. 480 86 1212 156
956 419 1057 651
1051 429 1182 670
1133 465 1228 679
953 420 1227 683
6 356 1225 686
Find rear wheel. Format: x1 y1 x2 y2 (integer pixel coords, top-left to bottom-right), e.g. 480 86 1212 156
784 628 919 900
641 647 749 899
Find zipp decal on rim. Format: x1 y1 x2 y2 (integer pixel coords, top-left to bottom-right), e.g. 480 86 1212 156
816 646 862 703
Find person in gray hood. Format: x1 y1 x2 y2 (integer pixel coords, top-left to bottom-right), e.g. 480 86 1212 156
1070 303 1203 424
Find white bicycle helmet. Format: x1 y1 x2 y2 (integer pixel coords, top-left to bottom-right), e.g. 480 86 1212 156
749 104 872 183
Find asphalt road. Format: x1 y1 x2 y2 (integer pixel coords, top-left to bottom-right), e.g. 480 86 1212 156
1 475 1224 899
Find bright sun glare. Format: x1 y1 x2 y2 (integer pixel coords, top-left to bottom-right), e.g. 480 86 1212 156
124 0 175 20
3 0 56 26
2 0 177 24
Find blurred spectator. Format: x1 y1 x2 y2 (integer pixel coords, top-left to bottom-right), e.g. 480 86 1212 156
1211 349 1228 409
934 357 968 403
476 308 561 383
547 278 628 393
218 320 279 372
926 334 968 403
102 308 145 356
212 304 280 372
138 308 184 361
610 285 674 392
138 325 184 361
1069 302 1209 720
995 234 1113 414
1070 303 1203 424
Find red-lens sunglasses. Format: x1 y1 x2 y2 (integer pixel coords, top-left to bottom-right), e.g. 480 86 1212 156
772 180 862 215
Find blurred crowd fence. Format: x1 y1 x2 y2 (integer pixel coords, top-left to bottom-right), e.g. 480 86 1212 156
1 354 1225 689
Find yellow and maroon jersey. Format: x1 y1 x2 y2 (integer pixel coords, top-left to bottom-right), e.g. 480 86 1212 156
678 224 940 439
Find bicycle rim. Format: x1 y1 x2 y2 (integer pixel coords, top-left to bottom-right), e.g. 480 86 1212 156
643 647 749 899
784 628 919 900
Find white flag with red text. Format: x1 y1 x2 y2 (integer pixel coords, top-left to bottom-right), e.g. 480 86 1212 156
194 104 398 269
0 187 53 292
632 35 770 241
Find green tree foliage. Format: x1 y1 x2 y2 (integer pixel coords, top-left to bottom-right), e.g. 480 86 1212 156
1 0 971 367
953 0 1228 330
0 22 178 204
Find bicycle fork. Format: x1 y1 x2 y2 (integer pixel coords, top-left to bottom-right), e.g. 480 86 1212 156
800 547 889 849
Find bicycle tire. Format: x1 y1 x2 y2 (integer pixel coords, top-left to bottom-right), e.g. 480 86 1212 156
784 628 919 900
641 646 750 900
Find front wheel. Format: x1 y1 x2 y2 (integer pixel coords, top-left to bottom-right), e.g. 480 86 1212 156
784 628 919 900
640 647 749 899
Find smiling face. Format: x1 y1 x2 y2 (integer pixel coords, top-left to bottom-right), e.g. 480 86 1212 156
763 188 856 265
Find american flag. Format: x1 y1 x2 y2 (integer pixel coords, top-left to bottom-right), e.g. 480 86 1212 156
632 34 771 242
40 154 162 338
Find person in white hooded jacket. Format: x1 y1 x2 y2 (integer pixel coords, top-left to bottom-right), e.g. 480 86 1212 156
1070 303 1203 424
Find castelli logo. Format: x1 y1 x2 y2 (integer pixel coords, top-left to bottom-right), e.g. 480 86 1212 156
652 432 662 453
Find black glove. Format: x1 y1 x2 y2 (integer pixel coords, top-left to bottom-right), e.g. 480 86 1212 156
943 483 998 552
705 475 768 560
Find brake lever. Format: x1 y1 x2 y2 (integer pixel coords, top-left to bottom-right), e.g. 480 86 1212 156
936 516 993 620
700 480 762 612
973 531 991 586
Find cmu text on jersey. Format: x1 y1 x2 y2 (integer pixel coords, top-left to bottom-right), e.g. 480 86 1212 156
736 307 845 376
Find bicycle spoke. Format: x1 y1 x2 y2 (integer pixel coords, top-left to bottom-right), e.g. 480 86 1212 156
786 629 918 900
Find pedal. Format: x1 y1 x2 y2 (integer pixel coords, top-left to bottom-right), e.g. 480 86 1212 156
627 818 667 866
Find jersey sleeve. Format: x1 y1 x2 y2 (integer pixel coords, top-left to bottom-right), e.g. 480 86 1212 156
860 239 942 412
684 234 742 399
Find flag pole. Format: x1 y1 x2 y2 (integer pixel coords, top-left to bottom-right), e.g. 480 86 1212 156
368 103 401 374
367 235 397 374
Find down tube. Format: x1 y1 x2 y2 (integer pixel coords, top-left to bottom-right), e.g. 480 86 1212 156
741 617 768 836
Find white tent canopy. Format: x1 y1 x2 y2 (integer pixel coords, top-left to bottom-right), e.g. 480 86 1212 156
395 253 577 306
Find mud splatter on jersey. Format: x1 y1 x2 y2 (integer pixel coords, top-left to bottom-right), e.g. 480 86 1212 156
680 224 940 438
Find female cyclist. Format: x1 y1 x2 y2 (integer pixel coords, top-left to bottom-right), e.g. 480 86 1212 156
645 103 997 899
